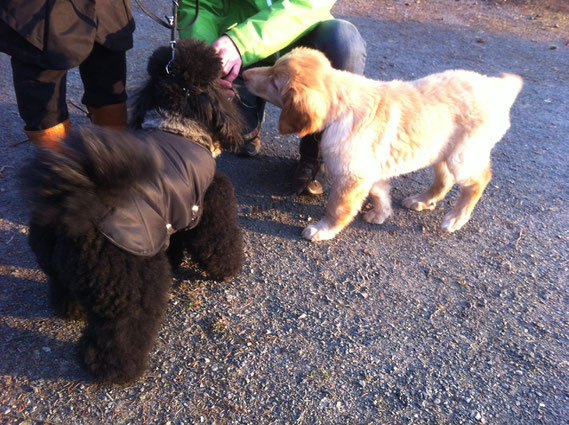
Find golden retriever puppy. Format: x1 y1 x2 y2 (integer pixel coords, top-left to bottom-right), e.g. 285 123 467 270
242 47 523 241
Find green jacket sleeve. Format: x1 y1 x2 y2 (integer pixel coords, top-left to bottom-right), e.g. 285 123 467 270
178 0 225 44
178 0 335 68
227 0 335 67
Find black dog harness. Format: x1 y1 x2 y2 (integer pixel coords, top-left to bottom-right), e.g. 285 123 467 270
98 130 215 256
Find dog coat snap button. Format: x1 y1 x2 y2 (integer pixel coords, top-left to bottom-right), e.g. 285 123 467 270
190 205 200 221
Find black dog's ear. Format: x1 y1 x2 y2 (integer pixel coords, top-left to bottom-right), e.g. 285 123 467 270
128 80 156 129
128 45 174 128
207 93 245 151
171 39 244 151
184 87 245 152
146 45 172 79
129 46 173 128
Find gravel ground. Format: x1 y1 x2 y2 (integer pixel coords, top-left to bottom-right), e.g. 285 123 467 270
1 1 568 424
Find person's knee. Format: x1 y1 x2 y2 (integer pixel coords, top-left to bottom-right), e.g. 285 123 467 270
305 20 367 74
318 20 364 49
11 59 69 130
80 45 128 107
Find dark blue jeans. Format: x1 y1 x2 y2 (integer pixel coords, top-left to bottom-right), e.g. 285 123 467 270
235 19 367 162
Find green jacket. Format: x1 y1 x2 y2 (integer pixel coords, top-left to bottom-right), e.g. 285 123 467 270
178 0 335 67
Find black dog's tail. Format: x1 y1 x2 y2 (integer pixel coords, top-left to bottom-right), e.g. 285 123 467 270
22 126 159 237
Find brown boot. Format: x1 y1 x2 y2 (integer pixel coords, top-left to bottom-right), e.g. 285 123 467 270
240 136 262 157
87 103 127 129
291 158 323 195
291 132 324 195
24 119 71 150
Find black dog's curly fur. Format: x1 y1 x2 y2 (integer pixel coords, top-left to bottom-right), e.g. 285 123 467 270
22 39 245 384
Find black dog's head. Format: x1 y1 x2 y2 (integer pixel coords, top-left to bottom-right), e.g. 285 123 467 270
130 38 244 152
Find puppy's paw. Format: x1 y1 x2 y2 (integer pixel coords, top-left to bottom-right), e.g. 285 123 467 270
402 195 437 211
441 211 471 232
302 222 337 241
363 207 391 224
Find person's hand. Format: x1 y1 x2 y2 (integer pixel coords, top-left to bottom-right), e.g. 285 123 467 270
212 35 242 98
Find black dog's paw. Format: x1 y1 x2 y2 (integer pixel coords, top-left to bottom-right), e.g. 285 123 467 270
81 337 147 385
49 284 86 321
53 298 86 321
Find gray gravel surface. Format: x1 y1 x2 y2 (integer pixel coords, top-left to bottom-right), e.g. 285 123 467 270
1 1 568 424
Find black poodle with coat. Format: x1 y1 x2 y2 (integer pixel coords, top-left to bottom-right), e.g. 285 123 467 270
21 39 245 384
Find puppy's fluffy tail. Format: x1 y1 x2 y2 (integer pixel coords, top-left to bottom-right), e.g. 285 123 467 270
22 126 159 236
497 73 523 108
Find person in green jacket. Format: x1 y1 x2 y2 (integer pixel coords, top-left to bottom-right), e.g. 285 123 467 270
178 0 366 195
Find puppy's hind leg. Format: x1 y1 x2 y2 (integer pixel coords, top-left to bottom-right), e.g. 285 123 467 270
185 172 244 281
402 161 455 212
442 162 492 232
303 176 370 241
363 179 392 224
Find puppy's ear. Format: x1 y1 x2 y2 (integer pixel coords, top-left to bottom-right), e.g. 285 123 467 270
278 86 327 137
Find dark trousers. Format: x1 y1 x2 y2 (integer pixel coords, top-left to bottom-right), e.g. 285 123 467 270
234 19 367 162
11 43 128 131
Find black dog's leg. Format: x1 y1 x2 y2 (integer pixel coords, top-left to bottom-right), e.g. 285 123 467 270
47 277 85 321
28 221 84 320
166 232 186 270
185 172 244 281
79 244 172 384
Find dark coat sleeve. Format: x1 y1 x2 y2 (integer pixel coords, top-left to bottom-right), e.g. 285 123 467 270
0 0 134 69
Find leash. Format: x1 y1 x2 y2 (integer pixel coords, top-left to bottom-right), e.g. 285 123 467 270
230 84 257 109
134 0 200 73
134 0 200 32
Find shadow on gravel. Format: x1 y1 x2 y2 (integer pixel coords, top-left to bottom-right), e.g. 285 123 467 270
0 274 91 382
0 325 90 382
0 273 49 319
237 216 304 239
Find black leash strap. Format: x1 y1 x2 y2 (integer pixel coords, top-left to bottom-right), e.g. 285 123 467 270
134 0 199 30
134 0 201 72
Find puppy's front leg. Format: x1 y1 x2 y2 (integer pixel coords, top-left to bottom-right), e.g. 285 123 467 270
302 176 369 241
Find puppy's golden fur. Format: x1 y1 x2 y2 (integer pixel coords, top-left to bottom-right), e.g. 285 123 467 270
243 47 523 241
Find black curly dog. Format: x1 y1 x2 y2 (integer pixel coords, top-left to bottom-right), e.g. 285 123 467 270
22 39 245 384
